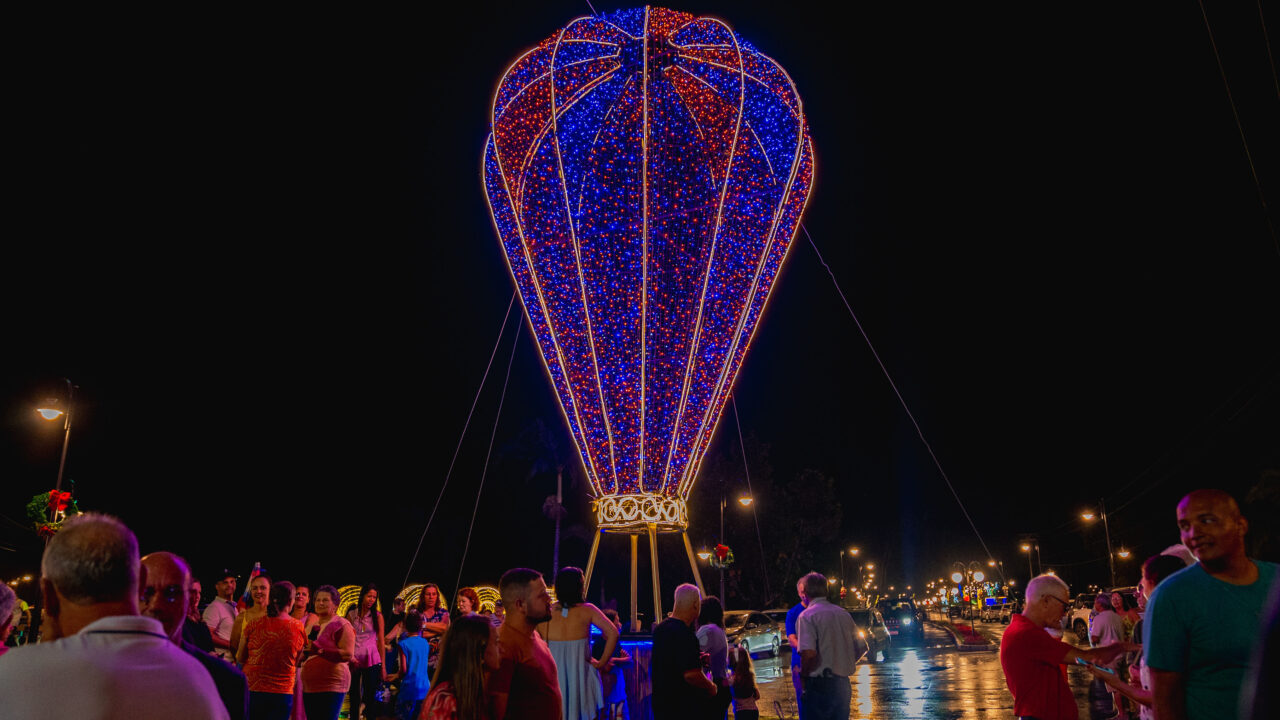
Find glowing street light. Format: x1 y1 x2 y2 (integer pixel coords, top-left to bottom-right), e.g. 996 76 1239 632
1117 548 1132 560
738 496 754 507
951 572 964 583
36 379 76 544
697 548 711 561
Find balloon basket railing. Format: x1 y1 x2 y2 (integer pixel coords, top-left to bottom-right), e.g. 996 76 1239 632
585 494 704 634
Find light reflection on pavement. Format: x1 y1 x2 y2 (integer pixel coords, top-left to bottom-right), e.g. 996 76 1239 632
746 617 1107 719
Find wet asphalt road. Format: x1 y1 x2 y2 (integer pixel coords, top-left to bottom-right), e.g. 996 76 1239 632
745 616 1109 719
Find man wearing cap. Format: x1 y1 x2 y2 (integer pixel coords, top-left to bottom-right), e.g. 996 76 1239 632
204 569 239 661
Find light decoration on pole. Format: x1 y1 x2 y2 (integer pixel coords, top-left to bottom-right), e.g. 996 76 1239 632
483 5 813 533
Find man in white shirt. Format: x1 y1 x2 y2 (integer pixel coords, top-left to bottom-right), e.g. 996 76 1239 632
796 572 858 720
0 513 228 720
203 568 239 660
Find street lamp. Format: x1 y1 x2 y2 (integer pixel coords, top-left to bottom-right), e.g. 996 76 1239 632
1117 548 1132 560
713 488 753 605
37 379 76 540
839 547 861 596
697 548 711 561
1081 499 1116 587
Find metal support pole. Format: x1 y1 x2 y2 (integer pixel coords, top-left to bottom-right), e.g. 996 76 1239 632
1101 499 1116 588
681 532 705 595
719 494 726 604
647 524 662 628
46 379 74 546
583 529 603 591
630 534 640 632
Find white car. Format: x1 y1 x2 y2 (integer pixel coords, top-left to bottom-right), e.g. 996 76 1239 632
724 610 783 656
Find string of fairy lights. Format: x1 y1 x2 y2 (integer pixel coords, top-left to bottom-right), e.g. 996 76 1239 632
483 7 813 525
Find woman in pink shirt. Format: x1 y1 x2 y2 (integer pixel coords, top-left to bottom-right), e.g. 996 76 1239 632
347 583 387 720
301 585 355 720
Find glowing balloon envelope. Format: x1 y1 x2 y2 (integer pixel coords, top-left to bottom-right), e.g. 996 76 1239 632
484 6 813 531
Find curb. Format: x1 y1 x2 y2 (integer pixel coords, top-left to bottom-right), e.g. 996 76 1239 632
927 619 998 652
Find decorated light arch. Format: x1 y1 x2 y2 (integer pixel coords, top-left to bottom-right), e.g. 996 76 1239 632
484 5 812 626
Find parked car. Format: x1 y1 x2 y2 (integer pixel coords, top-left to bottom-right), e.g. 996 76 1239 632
979 597 1014 623
848 608 891 662
724 610 782 656
876 598 924 641
757 607 788 648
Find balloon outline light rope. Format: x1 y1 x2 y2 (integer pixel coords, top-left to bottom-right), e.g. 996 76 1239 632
483 5 813 532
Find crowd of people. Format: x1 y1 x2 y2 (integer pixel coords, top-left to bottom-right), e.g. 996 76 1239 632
0 511 790 720
3 485 1275 720
999 488 1278 720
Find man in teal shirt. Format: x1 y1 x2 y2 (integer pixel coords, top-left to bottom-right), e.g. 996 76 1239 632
1145 489 1278 720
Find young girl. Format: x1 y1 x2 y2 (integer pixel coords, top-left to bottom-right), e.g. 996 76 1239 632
729 644 761 720
420 614 500 720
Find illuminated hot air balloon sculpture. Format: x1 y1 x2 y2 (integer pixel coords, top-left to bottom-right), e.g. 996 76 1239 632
483 6 812 626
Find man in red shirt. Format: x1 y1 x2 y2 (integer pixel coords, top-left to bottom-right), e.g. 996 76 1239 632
1000 574 1132 720
489 568 561 720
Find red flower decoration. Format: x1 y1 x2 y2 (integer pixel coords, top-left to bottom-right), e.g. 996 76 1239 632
47 490 71 513
714 544 730 562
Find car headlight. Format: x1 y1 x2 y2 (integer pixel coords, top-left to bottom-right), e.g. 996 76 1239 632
902 618 912 625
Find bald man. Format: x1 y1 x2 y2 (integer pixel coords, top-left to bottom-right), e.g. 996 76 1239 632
1144 489 1278 720
141 552 248 720
650 583 718 719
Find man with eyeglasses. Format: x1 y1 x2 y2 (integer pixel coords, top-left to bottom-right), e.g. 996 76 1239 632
142 552 248 720
1000 573 1134 720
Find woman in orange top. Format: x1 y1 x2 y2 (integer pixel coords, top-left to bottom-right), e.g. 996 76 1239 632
239 581 307 720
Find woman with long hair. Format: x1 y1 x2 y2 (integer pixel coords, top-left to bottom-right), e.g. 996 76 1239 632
535 567 618 720
696 596 730 720
301 585 354 720
416 583 450 675
347 583 387 720
1089 554 1191 720
420 614 500 720
232 573 273 667
239 581 307 720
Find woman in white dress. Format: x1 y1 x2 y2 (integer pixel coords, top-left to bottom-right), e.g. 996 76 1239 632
535 567 619 720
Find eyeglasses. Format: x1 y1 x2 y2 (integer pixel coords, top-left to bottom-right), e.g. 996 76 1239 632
1046 595 1070 610
141 585 184 604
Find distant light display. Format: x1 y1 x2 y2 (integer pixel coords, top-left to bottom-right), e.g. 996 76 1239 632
484 6 813 530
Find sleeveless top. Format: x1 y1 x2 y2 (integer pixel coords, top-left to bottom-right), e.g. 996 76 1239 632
546 607 604 720
302 617 353 694
350 612 381 668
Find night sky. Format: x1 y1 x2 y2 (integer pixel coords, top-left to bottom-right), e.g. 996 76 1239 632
4 3 1278 616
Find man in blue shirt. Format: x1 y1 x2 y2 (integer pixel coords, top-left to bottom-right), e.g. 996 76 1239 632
1145 489 1279 720
785 577 810 715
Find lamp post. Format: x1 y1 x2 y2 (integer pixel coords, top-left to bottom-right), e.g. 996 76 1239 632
709 488 752 607
37 379 76 543
1082 500 1116 587
839 547 859 597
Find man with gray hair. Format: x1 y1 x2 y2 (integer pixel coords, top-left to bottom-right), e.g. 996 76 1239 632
1000 573 1132 720
0 513 228 719
796 572 858 720
651 583 718 719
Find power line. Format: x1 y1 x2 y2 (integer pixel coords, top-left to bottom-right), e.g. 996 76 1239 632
802 222 998 568
400 291 516 591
